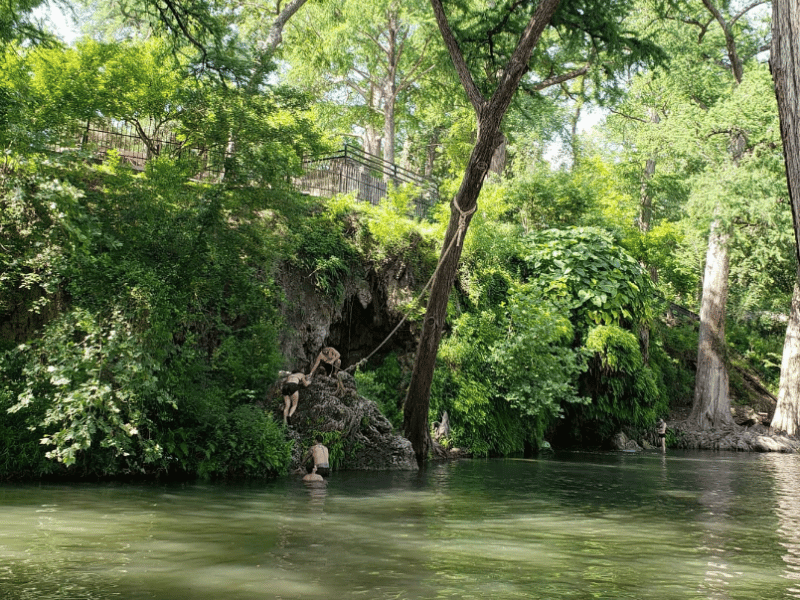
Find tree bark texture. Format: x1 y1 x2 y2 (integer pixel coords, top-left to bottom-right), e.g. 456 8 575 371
637 108 660 364
264 0 309 52
403 0 562 467
771 0 800 269
383 10 399 167
773 269 800 435
638 108 660 235
689 219 734 429
687 0 756 430
489 133 507 175
770 0 800 435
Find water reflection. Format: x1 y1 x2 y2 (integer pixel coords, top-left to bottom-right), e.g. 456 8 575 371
0 453 797 600
302 477 328 507
693 455 737 599
764 453 800 598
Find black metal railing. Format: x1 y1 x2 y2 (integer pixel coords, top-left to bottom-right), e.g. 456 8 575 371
296 145 438 218
52 122 439 215
52 118 228 180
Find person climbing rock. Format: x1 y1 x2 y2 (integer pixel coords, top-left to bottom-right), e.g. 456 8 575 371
310 346 341 377
282 371 310 425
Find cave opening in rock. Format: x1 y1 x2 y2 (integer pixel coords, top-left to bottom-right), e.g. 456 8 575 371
328 290 416 371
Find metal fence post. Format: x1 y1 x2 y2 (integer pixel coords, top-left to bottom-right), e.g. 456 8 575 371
82 119 90 148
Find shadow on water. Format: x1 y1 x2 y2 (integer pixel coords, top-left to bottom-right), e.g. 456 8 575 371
1 451 799 599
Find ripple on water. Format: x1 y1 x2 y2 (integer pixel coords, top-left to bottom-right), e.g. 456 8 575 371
0 454 798 599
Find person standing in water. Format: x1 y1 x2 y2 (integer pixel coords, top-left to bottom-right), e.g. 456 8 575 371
301 437 330 477
656 418 667 452
303 466 324 483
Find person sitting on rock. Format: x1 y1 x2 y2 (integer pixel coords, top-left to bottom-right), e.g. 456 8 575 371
301 437 330 477
281 371 310 425
310 346 341 377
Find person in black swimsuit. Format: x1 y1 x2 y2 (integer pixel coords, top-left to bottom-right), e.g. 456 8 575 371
656 418 667 452
282 372 310 424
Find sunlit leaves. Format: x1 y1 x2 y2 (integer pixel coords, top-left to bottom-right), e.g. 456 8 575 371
434 283 586 455
490 284 588 418
8 308 167 471
582 323 664 432
522 227 655 330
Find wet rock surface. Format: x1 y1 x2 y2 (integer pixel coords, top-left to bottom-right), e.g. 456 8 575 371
610 431 644 452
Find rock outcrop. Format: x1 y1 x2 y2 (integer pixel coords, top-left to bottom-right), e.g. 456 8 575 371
274 257 421 375
670 420 800 453
269 371 417 471
610 431 643 452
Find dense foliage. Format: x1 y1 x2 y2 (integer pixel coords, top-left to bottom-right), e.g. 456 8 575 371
0 0 794 477
0 156 303 478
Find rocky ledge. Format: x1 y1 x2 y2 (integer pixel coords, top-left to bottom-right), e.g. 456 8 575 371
669 420 800 453
268 371 418 472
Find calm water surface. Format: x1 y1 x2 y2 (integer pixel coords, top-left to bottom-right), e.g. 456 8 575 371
2 450 799 599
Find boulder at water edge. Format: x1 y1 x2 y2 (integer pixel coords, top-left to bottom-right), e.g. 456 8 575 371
269 371 418 471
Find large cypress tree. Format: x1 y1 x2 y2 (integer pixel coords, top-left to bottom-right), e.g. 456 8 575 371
770 0 800 435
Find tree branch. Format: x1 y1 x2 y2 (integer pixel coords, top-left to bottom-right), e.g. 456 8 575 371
429 0 485 113
605 106 649 123
731 0 769 27
528 62 591 91
264 0 308 52
394 35 436 97
155 0 208 65
701 0 743 84
487 0 563 119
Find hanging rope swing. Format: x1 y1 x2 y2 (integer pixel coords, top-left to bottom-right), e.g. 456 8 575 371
345 198 476 373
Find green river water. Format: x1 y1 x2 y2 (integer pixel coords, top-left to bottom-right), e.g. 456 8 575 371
2 450 799 599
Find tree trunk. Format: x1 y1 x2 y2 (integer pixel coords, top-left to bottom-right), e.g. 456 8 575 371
773 270 800 435
403 0 562 467
403 129 500 466
568 76 585 166
770 0 800 269
383 89 396 169
770 0 800 436
364 124 381 158
689 218 734 429
687 0 751 430
264 0 309 53
489 133 507 175
638 108 660 234
245 0 309 89
424 129 441 177
637 108 660 364
383 10 399 168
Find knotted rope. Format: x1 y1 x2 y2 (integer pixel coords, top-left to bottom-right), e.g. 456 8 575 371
454 197 477 247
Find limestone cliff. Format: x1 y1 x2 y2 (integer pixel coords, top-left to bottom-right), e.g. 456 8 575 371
275 253 421 374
